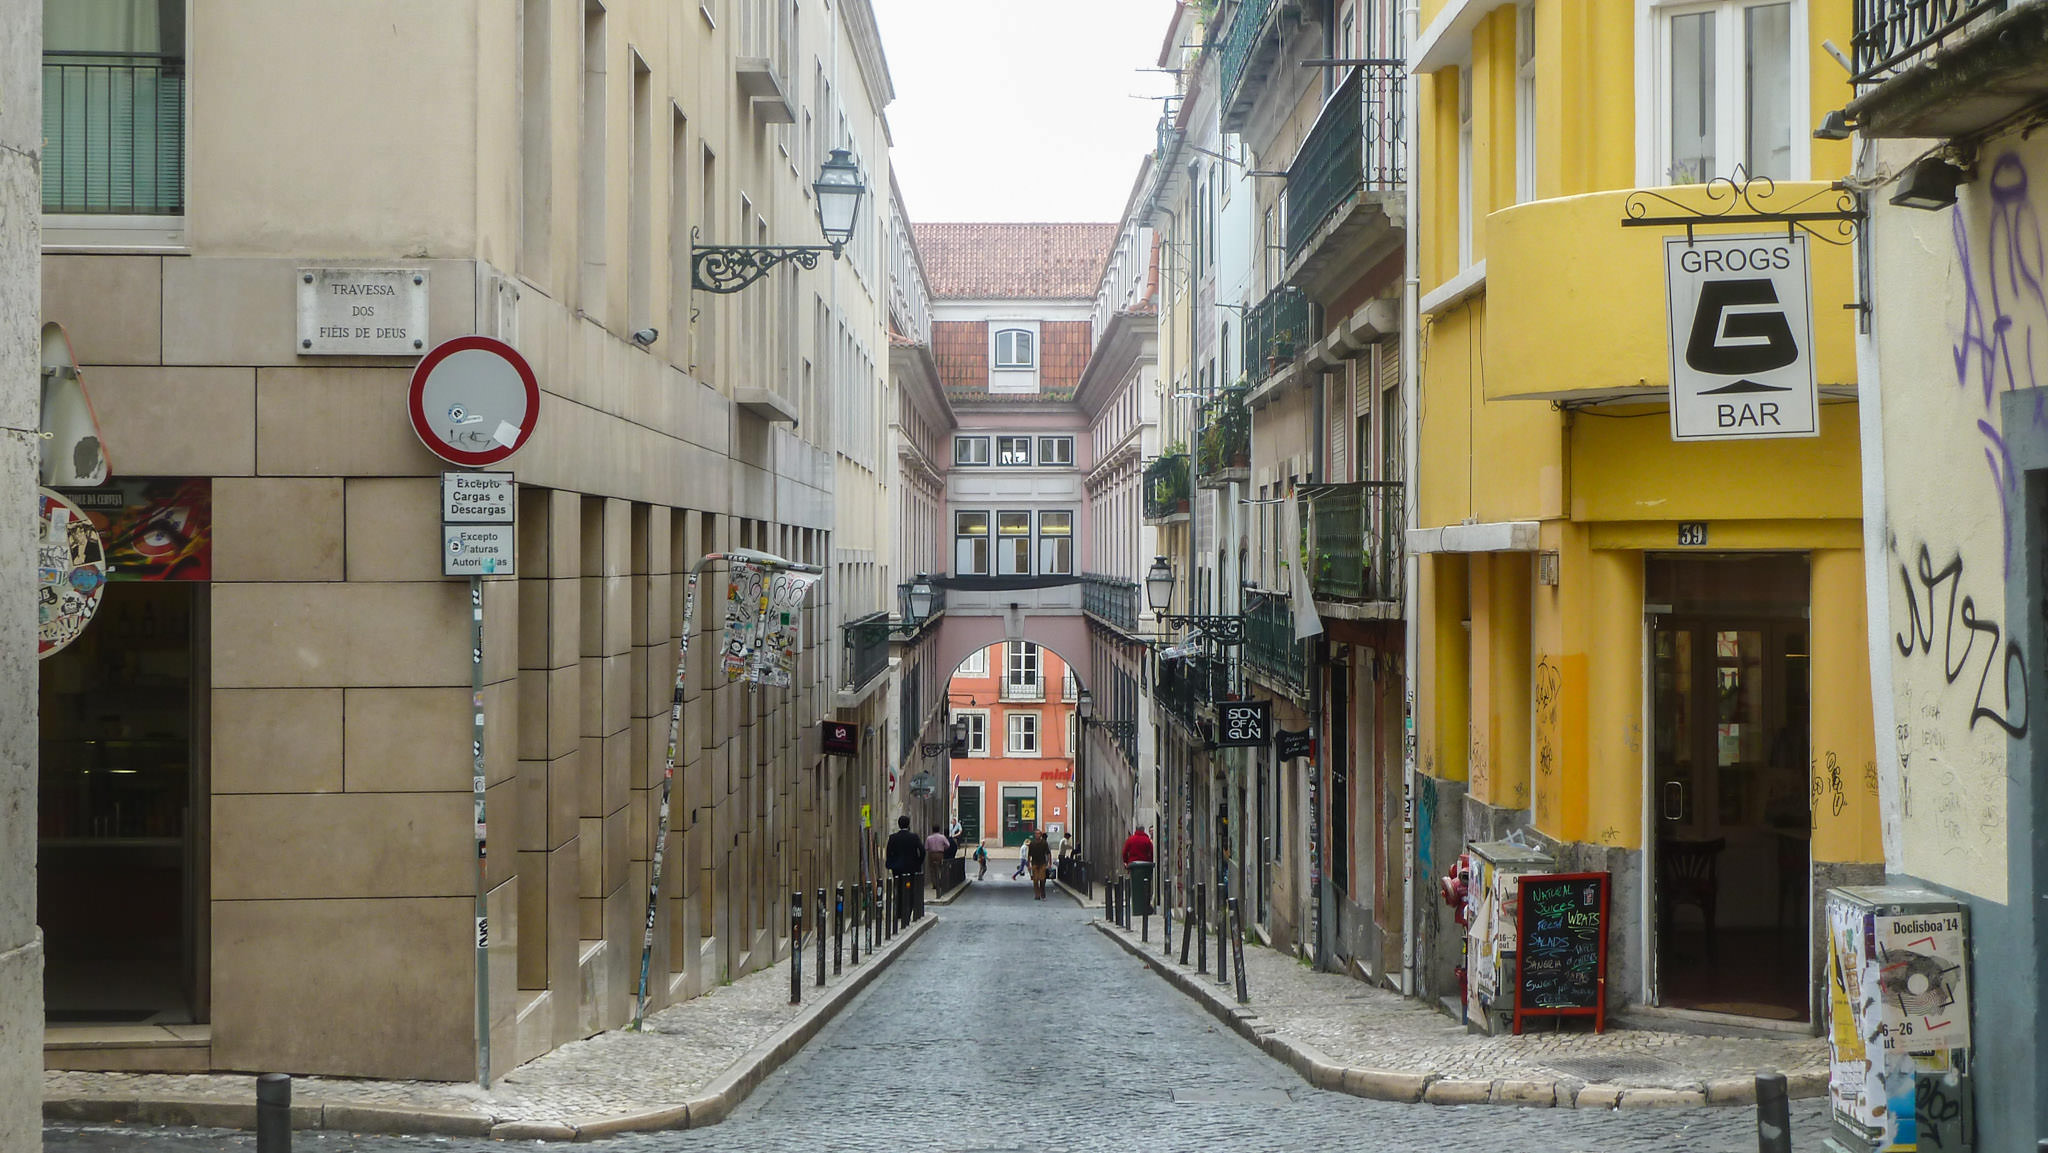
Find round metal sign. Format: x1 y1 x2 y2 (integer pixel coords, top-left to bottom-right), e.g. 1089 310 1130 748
407 336 540 466
38 488 107 659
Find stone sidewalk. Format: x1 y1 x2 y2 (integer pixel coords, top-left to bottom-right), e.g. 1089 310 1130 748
45 911 937 1141
1085 900 1828 1111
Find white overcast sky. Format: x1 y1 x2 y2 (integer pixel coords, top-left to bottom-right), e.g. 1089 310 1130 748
869 0 1183 223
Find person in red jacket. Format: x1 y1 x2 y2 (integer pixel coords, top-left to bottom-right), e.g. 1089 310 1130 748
1122 825 1154 866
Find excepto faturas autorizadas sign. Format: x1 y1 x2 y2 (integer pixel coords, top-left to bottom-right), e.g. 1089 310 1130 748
1663 233 1819 442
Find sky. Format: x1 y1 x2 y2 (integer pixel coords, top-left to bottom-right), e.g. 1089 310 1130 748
868 0 1184 224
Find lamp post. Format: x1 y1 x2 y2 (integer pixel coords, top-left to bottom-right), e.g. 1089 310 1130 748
691 148 868 293
896 573 937 637
1144 556 1248 645
1076 688 1092 867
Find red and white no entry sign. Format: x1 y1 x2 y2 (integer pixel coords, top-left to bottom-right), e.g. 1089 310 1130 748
407 335 540 466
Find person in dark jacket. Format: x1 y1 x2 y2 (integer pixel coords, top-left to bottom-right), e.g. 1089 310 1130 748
885 815 924 926
1027 831 1052 901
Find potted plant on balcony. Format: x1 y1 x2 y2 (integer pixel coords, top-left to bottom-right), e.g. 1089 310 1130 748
1150 443 1192 516
1268 329 1297 371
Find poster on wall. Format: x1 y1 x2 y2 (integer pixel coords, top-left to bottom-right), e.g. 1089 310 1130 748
38 488 106 659
58 478 212 581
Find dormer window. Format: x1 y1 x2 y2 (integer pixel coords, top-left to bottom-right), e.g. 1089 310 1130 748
994 328 1035 368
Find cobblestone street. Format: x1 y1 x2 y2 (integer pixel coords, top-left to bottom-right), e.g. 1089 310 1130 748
47 881 1832 1152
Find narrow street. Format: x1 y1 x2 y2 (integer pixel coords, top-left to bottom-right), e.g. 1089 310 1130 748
49 881 1831 1153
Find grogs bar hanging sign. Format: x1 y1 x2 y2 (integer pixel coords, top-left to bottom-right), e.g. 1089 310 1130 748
1215 700 1272 748
1663 233 1818 442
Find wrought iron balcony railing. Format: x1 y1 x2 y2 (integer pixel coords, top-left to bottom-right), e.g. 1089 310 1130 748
1197 385 1252 475
842 609 892 692
1144 453 1191 521
1305 481 1405 603
43 51 186 215
999 680 1046 703
1155 651 1234 735
1242 284 1317 387
1217 0 1276 117
1851 0 2006 83
1082 573 1141 632
1243 593 1308 698
1285 65 1406 261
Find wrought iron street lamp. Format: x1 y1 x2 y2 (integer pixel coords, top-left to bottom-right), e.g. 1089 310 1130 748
691 148 868 293
894 572 938 638
1143 556 1247 646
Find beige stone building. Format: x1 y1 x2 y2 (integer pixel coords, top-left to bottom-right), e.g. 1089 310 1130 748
38 0 901 1082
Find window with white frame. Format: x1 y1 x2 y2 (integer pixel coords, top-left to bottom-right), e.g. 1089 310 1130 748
957 646 989 677
1006 641 1041 699
1516 4 1537 204
1457 59 1474 268
1007 711 1040 755
1038 436 1074 466
1061 666 1078 701
1038 510 1073 576
955 511 990 575
1651 0 1797 186
958 710 989 756
954 436 990 466
996 511 1032 576
996 435 1033 466
994 327 1035 368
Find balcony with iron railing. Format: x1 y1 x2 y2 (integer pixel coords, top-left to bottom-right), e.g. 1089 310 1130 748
1243 593 1308 699
1196 385 1251 482
1284 65 1406 297
1305 481 1405 607
1846 0 2042 140
1143 453 1191 523
1082 573 1141 632
1219 0 1302 131
1154 651 1236 736
999 678 1047 703
1242 285 1317 390
42 51 186 215
842 609 892 692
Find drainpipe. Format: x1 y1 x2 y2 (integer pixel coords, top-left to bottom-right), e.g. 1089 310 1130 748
1398 0 1422 1000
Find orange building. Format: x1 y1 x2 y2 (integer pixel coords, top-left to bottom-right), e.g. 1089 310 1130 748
946 641 1080 854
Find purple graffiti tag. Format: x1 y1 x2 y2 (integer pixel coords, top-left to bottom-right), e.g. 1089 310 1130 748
1951 154 2048 573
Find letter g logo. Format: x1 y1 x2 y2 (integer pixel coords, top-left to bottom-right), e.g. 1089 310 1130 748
1686 279 1798 376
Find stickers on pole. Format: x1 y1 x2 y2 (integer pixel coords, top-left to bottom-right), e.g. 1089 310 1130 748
38 488 107 658
442 471 515 576
1663 233 1818 441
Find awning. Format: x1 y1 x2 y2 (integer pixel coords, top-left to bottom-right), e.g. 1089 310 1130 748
1405 521 1541 554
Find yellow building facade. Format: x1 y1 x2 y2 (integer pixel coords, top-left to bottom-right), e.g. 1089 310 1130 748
1411 0 1879 1027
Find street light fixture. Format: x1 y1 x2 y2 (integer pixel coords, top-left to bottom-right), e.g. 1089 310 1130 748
895 572 939 638
1144 556 1248 646
692 148 868 293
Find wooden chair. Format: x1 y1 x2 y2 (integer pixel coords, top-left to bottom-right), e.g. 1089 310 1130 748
1657 837 1725 960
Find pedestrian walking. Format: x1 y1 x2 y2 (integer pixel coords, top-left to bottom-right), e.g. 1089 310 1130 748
884 815 923 927
1121 824 1154 866
973 843 988 880
1028 831 1052 900
1012 842 1030 880
924 825 951 898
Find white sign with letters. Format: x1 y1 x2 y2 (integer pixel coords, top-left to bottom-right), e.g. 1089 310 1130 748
441 471 515 523
297 267 429 356
1663 233 1818 441
444 524 515 576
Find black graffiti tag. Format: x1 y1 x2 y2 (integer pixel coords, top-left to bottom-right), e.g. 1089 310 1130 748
1895 544 2029 738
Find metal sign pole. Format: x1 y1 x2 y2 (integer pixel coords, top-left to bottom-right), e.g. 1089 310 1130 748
471 576 490 1088
634 549 824 1030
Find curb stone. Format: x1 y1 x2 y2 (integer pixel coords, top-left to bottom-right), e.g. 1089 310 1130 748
1090 918 1825 1111
43 914 938 1141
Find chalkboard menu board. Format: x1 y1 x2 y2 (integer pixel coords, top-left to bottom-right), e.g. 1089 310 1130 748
1513 872 1609 1034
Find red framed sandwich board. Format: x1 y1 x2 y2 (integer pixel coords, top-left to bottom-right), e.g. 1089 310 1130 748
1513 871 1610 1034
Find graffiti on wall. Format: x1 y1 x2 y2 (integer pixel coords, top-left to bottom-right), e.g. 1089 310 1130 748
1891 541 2027 739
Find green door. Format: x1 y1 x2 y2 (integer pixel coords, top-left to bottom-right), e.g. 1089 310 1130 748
1002 791 1036 847
957 785 982 843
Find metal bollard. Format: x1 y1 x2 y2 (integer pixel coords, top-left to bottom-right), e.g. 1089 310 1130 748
849 883 860 966
815 888 826 988
256 1073 290 1153
1164 889 1174 956
1195 883 1208 974
882 879 893 939
1755 1072 1791 1153
1216 887 1230 986
834 883 844 975
789 891 803 1005
1230 898 1249 1004
1179 892 1194 966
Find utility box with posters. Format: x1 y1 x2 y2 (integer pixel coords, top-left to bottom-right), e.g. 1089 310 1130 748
1664 233 1818 442
1823 887 1973 1153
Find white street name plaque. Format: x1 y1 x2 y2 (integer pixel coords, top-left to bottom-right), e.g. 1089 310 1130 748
444 525 515 576
298 267 430 356
442 471 515 523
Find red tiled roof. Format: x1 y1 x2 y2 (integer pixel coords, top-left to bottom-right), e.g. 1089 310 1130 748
910 222 1118 299
1041 322 1091 393
931 321 988 392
